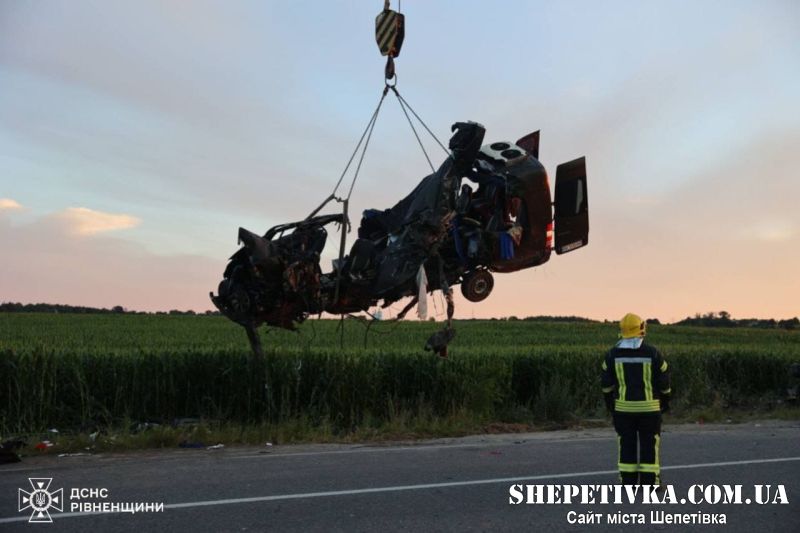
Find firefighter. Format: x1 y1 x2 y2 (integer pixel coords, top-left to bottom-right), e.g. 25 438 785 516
601 313 671 485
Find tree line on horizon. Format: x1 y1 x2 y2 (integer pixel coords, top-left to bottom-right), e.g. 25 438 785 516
0 302 220 316
1 303 797 329
672 310 799 330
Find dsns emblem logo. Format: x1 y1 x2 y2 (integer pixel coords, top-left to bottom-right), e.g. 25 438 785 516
18 478 63 523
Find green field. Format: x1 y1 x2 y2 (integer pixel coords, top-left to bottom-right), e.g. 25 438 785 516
2 313 799 446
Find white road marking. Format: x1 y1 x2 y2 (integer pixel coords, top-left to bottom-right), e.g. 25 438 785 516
1 456 798 524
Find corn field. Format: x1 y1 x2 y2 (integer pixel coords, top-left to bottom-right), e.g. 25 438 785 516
1 313 798 435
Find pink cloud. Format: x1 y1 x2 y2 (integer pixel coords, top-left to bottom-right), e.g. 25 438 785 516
53 206 140 235
0 198 23 211
0 208 219 312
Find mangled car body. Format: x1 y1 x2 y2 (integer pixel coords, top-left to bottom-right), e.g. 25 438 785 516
211 121 588 356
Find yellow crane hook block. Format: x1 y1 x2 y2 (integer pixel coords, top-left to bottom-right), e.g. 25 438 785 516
375 5 404 58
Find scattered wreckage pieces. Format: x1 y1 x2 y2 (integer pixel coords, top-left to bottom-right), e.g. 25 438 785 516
425 327 456 358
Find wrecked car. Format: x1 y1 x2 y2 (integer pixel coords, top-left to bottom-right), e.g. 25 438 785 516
211 121 588 357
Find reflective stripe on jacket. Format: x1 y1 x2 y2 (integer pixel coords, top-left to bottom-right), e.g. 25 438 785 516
601 340 671 413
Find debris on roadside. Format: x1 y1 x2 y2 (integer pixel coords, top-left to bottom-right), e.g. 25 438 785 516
0 438 26 464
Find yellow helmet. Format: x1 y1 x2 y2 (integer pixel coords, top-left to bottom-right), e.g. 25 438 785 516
619 313 646 338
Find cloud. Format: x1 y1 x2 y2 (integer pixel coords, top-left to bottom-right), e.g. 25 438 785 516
739 220 796 243
0 209 219 312
54 207 140 235
0 198 23 211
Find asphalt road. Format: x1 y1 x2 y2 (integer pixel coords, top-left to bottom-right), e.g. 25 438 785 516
1 421 798 532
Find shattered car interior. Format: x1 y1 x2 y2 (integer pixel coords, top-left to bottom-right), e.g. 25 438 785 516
211 121 588 357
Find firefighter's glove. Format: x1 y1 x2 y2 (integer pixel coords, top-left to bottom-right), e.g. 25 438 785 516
603 392 614 413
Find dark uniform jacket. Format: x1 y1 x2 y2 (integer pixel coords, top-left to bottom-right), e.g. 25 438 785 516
601 339 671 413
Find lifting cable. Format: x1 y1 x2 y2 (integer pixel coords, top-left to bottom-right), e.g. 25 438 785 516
310 83 448 220
313 1 451 215
394 89 449 160
306 1 451 310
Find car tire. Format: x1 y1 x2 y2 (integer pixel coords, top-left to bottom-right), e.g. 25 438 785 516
461 270 494 302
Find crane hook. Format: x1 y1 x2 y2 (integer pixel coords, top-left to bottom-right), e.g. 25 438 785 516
375 1 405 81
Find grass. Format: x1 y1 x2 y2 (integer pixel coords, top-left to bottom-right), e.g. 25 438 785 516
1 313 799 452
14 404 800 458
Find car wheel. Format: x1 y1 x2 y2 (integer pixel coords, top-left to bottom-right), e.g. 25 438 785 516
461 270 494 302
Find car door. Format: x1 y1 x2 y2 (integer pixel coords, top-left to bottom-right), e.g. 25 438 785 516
553 157 589 254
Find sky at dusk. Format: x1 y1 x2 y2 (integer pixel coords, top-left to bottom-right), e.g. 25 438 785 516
1 0 798 322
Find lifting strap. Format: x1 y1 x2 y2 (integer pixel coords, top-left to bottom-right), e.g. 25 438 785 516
310 1 451 307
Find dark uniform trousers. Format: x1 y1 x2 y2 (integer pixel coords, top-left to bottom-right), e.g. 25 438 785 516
613 411 661 485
